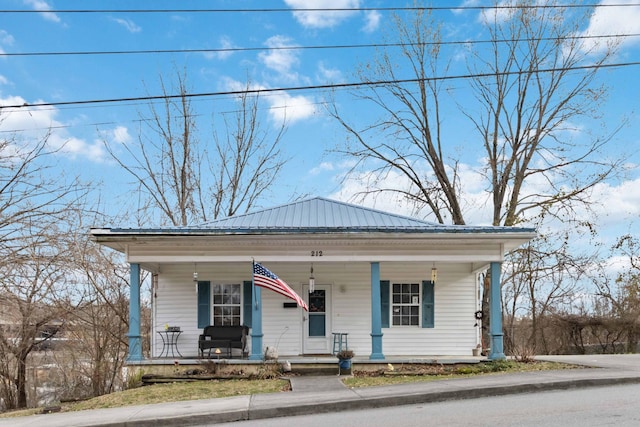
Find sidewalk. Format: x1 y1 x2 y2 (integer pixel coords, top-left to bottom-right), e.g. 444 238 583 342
3 355 640 427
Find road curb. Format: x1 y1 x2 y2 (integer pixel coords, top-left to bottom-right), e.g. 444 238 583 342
133 375 640 426
249 376 640 422
5 371 640 426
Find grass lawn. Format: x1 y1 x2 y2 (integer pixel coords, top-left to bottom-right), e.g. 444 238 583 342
0 378 289 418
0 360 577 418
343 360 578 387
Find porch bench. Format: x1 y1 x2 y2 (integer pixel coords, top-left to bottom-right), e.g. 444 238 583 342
199 325 248 358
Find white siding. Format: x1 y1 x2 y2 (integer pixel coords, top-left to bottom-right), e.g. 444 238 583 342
153 261 479 358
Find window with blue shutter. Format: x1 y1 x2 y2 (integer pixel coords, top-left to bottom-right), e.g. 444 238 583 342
243 281 252 327
422 280 435 328
197 281 211 328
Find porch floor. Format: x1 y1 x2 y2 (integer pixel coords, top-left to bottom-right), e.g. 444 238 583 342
130 355 486 367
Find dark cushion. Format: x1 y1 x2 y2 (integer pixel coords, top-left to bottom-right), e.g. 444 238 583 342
198 325 248 353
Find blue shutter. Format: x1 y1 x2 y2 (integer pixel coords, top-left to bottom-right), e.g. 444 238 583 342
243 281 252 327
380 280 390 328
422 280 434 328
197 281 211 328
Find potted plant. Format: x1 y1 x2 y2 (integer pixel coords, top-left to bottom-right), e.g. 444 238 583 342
336 349 354 374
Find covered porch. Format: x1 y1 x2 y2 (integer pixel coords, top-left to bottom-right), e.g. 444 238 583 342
90 197 535 365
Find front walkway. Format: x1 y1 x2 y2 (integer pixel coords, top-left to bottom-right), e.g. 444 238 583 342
289 375 350 393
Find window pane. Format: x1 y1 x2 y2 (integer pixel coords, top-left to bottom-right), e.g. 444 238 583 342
391 282 421 327
309 290 325 313
212 283 241 326
309 314 325 336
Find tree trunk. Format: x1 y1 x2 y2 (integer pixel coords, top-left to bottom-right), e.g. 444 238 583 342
16 352 28 409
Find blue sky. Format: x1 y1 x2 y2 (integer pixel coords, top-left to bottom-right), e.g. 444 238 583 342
0 0 639 256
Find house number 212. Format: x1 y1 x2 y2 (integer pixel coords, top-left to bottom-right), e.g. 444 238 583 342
311 250 323 256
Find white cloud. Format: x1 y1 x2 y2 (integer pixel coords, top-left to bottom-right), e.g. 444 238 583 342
453 0 481 15
219 77 317 124
328 169 422 218
265 91 317 123
0 30 15 56
309 161 335 176
588 177 640 225
205 36 235 60
0 30 14 46
258 35 302 83
0 75 8 85
112 17 142 33
0 95 108 162
23 0 61 23
362 10 381 33
478 0 517 25
284 0 361 29
316 61 343 83
579 0 640 54
328 149 640 232
111 126 132 144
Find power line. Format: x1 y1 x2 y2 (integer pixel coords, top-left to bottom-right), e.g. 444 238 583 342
3 4 640 13
3 61 639 111
3 33 639 58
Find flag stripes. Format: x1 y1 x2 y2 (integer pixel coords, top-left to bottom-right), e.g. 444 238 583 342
253 262 309 311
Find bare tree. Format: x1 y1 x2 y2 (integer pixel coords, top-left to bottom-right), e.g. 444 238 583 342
328 7 461 224
66 217 131 398
210 82 287 219
329 1 624 354
592 235 640 352
0 228 71 409
0 130 86 252
0 117 91 409
502 230 592 354
106 72 288 226
331 1 620 227
466 3 622 228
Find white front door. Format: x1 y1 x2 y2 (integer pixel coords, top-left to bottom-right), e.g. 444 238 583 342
303 285 331 354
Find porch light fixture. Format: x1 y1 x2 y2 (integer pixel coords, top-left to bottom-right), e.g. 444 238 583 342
431 263 438 284
309 264 315 293
193 263 198 282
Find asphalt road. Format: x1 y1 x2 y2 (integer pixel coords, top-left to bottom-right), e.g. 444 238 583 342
214 383 640 427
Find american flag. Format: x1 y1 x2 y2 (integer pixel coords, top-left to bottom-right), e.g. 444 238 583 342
253 262 309 311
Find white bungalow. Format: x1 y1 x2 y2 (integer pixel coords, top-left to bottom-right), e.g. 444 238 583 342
91 197 535 362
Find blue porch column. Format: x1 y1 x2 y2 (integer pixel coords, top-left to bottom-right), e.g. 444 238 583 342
370 262 385 360
488 261 505 360
127 263 143 362
249 285 264 360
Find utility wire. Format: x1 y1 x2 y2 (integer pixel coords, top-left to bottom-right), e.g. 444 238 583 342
3 4 640 13
3 33 638 58
3 61 639 111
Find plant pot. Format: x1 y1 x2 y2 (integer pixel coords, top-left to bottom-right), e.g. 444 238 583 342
338 358 352 369
472 348 481 356
338 357 352 375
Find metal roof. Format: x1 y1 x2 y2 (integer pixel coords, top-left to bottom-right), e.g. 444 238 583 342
104 197 536 235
